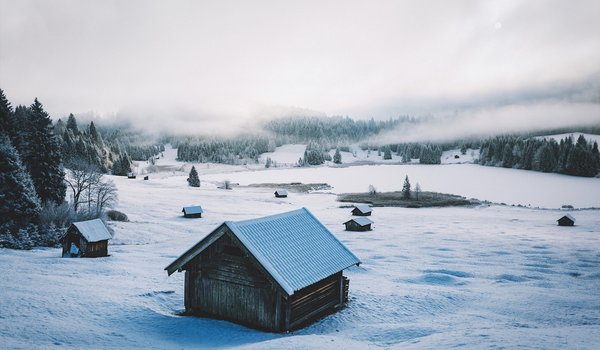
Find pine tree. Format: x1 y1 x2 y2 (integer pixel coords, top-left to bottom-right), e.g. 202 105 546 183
383 146 392 160
565 138 596 177
592 141 599 169
19 99 66 204
501 143 513 168
0 135 41 234
402 152 411 163
112 154 132 176
89 121 99 143
66 113 79 135
402 175 411 199
333 148 342 164
187 166 200 187
0 88 14 136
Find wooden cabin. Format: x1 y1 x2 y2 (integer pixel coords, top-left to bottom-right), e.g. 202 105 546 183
557 214 575 226
127 172 136 179
165 208 361 332
144 175 149 180
182 205 204 218
60 219 112 258
344 217 373 231
351 204 372 216
274 189 288 198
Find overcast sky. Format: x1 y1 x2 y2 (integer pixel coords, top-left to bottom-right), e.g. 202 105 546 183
1 0 599 136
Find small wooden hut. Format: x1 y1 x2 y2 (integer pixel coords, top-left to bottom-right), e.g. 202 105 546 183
165 208 361 332
182 205 204 218
344 217 373 231
60 219 112 258
557 214 575 226
274 189 288 198
351 204 372 216
144 175 149 180
127 172 136 179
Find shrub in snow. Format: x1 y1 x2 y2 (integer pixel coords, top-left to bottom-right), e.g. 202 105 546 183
106 210 128 222
38 201 76 229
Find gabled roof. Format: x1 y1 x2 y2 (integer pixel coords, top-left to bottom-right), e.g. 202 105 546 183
71 219 112 243
558 214 576 222
353 204 372 214
274 189 288 196
165 208 361 296
344 217 374 226
182 206 203 214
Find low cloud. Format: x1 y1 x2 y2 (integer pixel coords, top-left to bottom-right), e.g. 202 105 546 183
371 100 600 144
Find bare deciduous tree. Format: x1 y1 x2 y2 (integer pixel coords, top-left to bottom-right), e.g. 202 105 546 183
93 179 118 215
64 158 118 215
64 159 101 212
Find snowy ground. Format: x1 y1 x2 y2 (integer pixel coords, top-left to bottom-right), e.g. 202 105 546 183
1 146 600 349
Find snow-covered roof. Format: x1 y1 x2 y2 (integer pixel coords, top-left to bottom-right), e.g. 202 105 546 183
344 217 374 226
182 206 203 215
559 214 576 222
353 204 372 214
72 219 112 243
274 189 288 195
165 208 361 296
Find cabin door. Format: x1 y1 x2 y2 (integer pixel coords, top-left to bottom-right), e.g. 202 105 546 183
69 242 80 257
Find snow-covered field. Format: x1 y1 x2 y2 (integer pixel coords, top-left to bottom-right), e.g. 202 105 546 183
203 163 600 209
2 147 600 349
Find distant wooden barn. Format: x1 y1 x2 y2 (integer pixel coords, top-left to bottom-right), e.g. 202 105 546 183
344 217 373 231
558 214 576 226
165 208 361 332
351 204 372 216
127 172 136 179
274 189 288 198
60 219 112 258
182 205 204 218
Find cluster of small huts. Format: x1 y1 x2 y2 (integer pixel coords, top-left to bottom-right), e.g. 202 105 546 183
344 204 374 231
59 183 578 333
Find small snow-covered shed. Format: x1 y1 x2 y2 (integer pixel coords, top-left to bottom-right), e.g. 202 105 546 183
165 208 361 332
182 205 204 218
60 219 112 258
344 217 373 232
127 172 136 179
274 189 288 198
351 204 372 216
558 214 575 226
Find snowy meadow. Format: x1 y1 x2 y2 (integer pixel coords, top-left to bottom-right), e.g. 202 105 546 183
1 147 600 349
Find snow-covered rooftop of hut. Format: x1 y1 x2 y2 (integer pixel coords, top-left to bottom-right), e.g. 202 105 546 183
559 214 576 222
182 206 203 215
353 204 372 213
344 217 374 226
166 208 361 296
274 189 288 195
72 219 112 243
